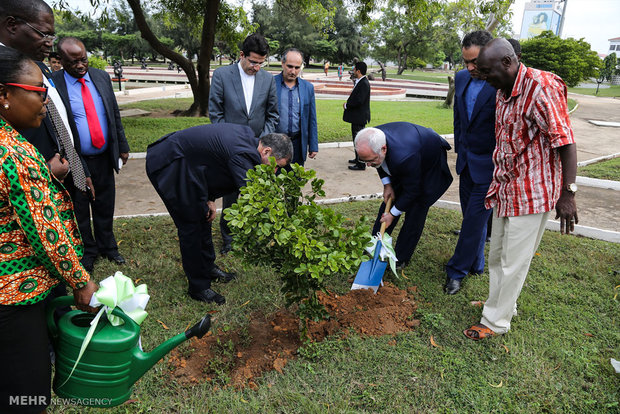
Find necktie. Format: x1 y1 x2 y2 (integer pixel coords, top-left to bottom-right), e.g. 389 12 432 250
78 78 105 148
45 98 88 192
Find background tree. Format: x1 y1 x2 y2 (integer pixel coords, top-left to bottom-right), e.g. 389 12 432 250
520 31 601 87
600 53 618 82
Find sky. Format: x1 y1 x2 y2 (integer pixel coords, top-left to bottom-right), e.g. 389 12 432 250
509 0 620 55
49 0 620 55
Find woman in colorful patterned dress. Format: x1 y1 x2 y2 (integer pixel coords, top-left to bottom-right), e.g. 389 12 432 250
0 46 97 414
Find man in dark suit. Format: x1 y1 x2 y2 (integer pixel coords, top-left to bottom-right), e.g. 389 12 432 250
274 48 318 166
344 61 371 171
208 33 279 254
354 122 453 267
0 0 91 196
52 37 130 271
444 31 496 295
146 125 292 304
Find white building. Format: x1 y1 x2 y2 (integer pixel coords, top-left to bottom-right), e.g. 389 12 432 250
608 37 620 56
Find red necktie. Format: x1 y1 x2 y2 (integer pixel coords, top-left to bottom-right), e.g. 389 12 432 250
78 77 105 148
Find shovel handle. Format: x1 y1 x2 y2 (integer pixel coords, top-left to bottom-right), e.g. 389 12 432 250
379 197 393 236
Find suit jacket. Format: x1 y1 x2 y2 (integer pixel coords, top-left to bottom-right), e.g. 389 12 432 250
51 68 130 173
453 69 496 184
274 73 318 161
208 64 279 137
146 124 261 219
343 76 371 125
20 62 90 176
376 122 453 212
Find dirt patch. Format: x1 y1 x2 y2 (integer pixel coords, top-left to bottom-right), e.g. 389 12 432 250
168 283 419 388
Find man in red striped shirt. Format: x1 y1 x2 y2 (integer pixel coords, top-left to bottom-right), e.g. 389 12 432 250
463 38 578 340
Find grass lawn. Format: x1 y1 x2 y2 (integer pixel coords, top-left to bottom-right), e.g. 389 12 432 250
578 157 620 181
387 70 452 84
568 85 620 98
121 100 454 152
49 201 619 413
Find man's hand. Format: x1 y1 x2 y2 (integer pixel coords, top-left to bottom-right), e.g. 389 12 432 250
48 153 69 181
383 184 395 206
380 211 395 229
555 191 578 235
343 102 346 109
85 177 95 201
120 152 129 165
206 201 217 222
308 151 318 159
73 280 99 313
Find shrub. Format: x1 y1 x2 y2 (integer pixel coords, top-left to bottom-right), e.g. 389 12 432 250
225 160 371 329
88 56 108 70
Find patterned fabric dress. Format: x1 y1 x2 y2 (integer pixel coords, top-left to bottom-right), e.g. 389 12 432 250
0 119 89 305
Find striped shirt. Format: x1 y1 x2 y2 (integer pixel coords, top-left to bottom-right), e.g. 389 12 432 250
485 64 575 217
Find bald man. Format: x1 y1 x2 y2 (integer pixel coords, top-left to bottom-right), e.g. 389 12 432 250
463 38 578 340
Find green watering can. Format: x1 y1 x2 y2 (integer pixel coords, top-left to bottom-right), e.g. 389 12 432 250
47 296 211 407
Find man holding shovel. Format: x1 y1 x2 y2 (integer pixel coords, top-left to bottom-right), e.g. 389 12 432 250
354 122 453 269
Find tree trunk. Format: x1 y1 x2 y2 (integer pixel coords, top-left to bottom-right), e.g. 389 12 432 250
444 75 455 108
126 0 220 117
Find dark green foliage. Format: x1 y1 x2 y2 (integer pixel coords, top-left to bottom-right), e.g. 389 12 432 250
520 31 602 87
601 53 619 82
225 160 371 325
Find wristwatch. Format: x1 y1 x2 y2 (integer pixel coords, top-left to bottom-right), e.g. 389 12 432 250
564 183 578 194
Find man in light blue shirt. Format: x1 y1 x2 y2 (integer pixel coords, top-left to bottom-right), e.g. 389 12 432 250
52 37 130 271
274 48 318 166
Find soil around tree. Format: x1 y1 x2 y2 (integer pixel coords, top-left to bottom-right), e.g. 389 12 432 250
168 283 419 388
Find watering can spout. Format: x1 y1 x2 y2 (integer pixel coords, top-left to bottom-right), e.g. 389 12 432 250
129 315 211 386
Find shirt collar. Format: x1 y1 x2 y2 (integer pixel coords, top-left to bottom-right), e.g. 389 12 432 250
65 70 92 86
237 62 255 80
279 73 298 88
502 63 527 102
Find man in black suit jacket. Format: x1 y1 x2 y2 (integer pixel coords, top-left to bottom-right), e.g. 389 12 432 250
355 122 453 267
343 61 371 171
52 37 130 271
146 125 292 304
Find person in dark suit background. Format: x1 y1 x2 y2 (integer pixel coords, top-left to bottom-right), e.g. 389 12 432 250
52 37 130 271
444 31 497 295
344 61 371 171
0 0 92 196
354 122 453 268
274 48 318 166
146 125 292 305
208 33 279 254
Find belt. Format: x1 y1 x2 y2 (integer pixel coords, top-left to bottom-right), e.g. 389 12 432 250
289 132 301 140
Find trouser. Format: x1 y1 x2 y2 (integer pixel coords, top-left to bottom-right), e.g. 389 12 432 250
282 132 304 173
351 123 365 165
445 166 492 280
219 192 238 245
72 153 118 260
480 210 550 334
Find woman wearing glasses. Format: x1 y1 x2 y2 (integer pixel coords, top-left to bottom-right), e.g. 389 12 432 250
0 46 97 414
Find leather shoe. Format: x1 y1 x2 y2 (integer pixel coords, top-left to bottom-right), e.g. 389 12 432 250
219 243 232 255
188 288 226 305
348 164 366 171
348 158 357 164
210 266 236 283
444 277 462 295
395 261 408 271
104 252 125 265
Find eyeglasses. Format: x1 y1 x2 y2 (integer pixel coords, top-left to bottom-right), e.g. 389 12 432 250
12 17 56 42
246 57 267 68
4 83 49 100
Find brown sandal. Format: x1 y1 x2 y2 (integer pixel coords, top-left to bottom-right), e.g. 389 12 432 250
463 324 495 340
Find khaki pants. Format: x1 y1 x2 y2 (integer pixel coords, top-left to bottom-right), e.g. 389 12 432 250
481 210 550 334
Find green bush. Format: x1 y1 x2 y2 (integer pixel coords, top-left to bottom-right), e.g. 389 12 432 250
88 56 108 70
225 160 371 329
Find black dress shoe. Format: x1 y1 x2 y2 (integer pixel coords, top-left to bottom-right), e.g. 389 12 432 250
348 164 366 171
395 260 408 271
444 277 462 295
188 288 226 305
348 158 357 164
104 252 126 265
219 243 232 255
210 266 237 283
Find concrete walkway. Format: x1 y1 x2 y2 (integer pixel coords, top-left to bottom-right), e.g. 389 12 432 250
112 88 620 243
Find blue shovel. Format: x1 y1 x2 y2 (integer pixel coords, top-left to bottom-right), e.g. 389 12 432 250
351 197 392 293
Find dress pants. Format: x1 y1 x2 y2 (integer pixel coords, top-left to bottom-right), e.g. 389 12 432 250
351 123 365 165
480 210 550 334
147 168 215 292
73 152 119 261
371 194 431 265
219 192 238 246
445 166 492 280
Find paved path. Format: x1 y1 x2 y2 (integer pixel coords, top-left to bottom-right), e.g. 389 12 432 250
113 90 620 242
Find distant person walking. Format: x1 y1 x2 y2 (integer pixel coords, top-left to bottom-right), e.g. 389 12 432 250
344 61 371 171
338 63 343 81
324 61 329 76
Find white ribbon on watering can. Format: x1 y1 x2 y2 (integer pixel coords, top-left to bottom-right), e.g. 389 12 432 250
365 232 398 277
59 272 149 388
